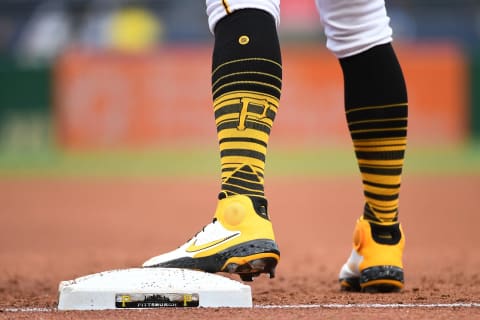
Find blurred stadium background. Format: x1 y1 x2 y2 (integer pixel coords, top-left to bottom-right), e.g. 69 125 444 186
0 0 479 177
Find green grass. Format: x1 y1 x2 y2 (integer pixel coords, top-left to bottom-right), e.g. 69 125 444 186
0 144 479 178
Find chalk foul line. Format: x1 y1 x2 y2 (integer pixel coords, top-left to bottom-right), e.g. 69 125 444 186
2 303 480 312
255 303 480 309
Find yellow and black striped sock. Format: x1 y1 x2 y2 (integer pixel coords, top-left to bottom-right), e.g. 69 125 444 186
212 9 282 201
340 43 408 225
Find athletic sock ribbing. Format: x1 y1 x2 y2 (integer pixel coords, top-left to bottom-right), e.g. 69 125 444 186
212 9 282 199
340 43 408 224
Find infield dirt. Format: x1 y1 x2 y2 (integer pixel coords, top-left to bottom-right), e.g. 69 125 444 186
1 176 479 319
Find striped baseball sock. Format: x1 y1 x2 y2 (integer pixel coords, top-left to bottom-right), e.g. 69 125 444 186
212 9 282 201
340 43 408 225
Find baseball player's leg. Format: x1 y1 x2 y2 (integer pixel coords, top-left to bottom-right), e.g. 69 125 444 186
143 1 282 281
316 0 408 292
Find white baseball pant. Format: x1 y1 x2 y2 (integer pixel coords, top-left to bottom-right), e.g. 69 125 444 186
205 0 393 58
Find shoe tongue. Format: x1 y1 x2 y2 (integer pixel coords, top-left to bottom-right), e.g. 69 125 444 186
250 196 269 220
369 222 402 245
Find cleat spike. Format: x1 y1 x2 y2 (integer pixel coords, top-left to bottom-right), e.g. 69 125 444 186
269 268 276 279
240 274 254 282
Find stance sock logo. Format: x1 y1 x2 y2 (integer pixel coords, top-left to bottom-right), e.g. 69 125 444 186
237 97 272 130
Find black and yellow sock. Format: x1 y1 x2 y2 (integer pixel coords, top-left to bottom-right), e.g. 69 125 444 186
212 9 282 200
340 43 408 224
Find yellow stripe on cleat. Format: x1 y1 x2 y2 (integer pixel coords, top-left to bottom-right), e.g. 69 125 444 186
361 279 404 292
221 252 280 270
